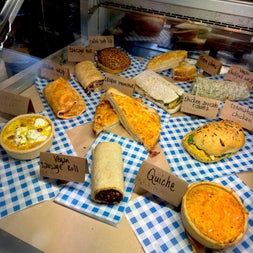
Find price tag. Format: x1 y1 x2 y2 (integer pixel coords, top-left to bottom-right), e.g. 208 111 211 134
67 46 95 62
0 90 33 115
225 65 253 90
180 93 221 119
89 35 114 50
40 61 70 80
103 73 135 96
40 152 88 182
135 161 189 207
196 53 222 76
219 100 253 132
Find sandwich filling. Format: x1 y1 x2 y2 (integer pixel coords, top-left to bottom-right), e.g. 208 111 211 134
186 133 232 162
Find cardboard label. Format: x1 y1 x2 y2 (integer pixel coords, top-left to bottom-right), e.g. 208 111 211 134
196 53 222 76
88 35 114 50
134 161 189 207
103 73 135 96
0 90 33 115
219 100 253 132
181 93 221 119
224 65 253 90
40 61 70 80
67 46 95 62
40 152 88 182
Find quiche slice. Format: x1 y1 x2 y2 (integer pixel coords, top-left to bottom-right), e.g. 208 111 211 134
106 87 161 151
92 94 120 135
181 182 248 250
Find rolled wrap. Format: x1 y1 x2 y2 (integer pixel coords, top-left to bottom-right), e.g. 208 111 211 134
91 142 124 204
191 77 250 101
43 77 86 119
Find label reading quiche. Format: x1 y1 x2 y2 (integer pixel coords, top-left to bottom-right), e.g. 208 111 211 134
135 161 189 207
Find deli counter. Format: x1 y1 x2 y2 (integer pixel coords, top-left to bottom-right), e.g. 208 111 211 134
0 1 253 252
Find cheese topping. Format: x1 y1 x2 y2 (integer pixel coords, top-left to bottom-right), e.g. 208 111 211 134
110 92 160 151
2 116 52 150
185 184 246 244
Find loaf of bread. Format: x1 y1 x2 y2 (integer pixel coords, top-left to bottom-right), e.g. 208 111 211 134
182 120 245 163
97 47 131 74
145 50 187 72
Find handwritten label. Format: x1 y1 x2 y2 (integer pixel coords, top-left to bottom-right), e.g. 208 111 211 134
67 46 95 62
89 35 114 50
0 90 33 115
40 152 88 182
103 73 135 96
196 53 222 76
40 61 70 80
134 161 189 207
219 100 253 132
225 65 253 90
180 93 221 119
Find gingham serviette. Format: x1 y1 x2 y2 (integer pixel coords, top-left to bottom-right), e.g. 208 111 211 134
0 127 71 218
125 173 253 253
55 131 148 227
159 116 253 182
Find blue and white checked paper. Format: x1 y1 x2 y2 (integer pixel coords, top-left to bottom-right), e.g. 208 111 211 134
54 131 148 226
125 173 253 253
0 125 73 218
159 116 253 182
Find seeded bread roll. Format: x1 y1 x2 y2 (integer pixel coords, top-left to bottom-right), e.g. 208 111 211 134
182 120 245 163
97 47 131 74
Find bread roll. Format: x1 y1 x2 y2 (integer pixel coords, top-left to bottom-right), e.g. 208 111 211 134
97 47 131 74
182 120 245 163
91 142 124 204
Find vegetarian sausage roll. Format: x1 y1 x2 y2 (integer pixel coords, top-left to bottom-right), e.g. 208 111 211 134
91 142 124 204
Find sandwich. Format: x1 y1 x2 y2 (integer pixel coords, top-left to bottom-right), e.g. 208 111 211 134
191 77 250 101
172 61 198 82
133 69 184 114
74 61 104 93
182 120 245 163
106 87 161 152
145 50 187 72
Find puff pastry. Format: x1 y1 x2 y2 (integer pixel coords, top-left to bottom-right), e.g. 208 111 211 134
43 77 86 119
91 142 124 204
106 87 161 152
146 50 187 72
75 61 104 92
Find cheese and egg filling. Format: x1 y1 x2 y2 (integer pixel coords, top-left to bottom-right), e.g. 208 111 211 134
2 117 52 150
